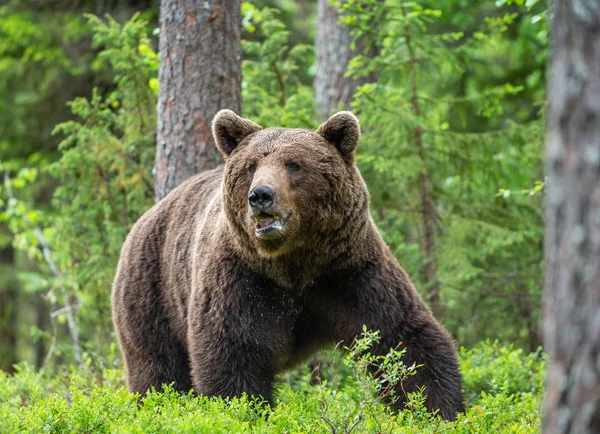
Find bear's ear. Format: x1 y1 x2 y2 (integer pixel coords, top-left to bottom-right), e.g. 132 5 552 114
316 111 361 160
212 109 262 158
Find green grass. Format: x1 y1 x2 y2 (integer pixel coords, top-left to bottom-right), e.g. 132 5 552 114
0 341 544 433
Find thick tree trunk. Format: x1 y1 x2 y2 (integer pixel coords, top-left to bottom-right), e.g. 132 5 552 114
314 0 379 121
155 0 242 201
543 1 600 433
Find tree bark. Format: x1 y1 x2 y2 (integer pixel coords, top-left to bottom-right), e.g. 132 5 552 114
155 0 242 201
314 0 379 121
543 1 600 433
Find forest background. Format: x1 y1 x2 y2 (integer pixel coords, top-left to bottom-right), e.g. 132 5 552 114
0 0 556 432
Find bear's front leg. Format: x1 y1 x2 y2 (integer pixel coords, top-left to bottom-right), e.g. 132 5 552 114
187 261 295 405
313 255 464 420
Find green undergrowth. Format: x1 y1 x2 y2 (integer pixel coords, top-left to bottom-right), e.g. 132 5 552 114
0 341 544 433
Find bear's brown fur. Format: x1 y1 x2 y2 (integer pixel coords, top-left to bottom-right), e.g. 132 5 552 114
111 110 463 419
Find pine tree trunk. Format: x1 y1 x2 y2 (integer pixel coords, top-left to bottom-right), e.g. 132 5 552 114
314 0 379 121
155 0 242 201
543 1 600 432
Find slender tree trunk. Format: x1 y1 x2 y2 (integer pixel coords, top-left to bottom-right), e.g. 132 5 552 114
400 5 441 317
0 289 17 373
0 246 17 373
543 1 600 432
155 0 242 201
34 294 47 370
314 0 379 121
516 258 541 353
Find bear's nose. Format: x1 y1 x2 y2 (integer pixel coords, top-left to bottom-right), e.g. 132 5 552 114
249 186 275 210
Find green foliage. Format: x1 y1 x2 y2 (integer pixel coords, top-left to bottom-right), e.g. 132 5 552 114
308 329 432 432
241 3 317 128
0 340 544 433
0 5 88 159
342 327 421 408
1 13 157 366
51 13 156 360
335 0 546 349
461 341 545 403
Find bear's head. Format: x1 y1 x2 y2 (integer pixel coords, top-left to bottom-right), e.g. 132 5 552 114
212 110 368 258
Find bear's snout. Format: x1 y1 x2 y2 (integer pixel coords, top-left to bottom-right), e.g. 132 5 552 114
249 185 275 211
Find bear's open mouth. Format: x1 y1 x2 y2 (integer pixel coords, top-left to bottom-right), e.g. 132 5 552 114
254 212 286 235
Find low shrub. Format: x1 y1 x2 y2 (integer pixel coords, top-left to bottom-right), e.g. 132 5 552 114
0 338 544 433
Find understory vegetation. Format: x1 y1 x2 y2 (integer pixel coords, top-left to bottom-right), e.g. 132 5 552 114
1 338 544 433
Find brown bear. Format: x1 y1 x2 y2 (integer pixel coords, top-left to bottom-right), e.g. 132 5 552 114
111 110 464 420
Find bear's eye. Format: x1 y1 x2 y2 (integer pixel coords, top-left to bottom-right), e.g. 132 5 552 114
247 162 257 174
287 161 301 172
